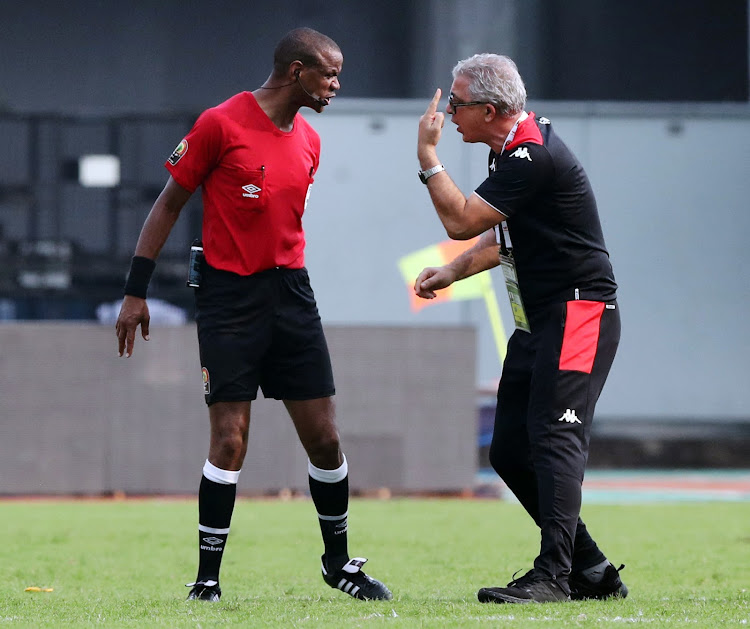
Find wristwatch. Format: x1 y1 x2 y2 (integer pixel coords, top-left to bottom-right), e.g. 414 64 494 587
418 164 445 184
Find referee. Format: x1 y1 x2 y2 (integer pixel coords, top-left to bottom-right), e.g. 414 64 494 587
116 28 391 603
414 53 627 604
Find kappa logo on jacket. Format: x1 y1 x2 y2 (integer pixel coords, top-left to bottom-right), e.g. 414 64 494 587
242 184 262 198
510 146 532 161
558 409 581 424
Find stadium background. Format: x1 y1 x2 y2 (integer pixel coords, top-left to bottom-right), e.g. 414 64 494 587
0 0 748 495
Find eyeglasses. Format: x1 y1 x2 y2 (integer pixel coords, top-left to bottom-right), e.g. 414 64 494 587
448 94 489 113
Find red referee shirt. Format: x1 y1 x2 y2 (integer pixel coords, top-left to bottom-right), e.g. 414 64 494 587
165 92 321 275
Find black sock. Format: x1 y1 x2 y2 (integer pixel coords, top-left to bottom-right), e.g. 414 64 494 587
196 467 237 583
308 457 349 572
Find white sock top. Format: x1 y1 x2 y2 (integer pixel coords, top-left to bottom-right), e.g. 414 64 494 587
308 454 348 483
203 459 241 485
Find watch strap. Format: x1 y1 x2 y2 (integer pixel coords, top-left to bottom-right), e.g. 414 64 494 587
418 164 445 184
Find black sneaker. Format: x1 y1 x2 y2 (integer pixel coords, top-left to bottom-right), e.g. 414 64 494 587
569 563 628 600
321 557 393 601
478 570 570 604
186 580 221 601
506 568 537 589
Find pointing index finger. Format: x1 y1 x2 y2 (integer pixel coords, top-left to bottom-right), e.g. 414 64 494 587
426 88 442 114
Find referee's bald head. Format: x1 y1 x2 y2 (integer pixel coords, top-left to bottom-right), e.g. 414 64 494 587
273 28 340 74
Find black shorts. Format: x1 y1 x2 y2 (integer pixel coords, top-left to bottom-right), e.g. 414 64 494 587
195 264 335 405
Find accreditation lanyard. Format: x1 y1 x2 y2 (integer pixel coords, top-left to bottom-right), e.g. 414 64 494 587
496 112 531 333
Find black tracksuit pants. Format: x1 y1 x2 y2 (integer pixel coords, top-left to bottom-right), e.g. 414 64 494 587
488 299 621 589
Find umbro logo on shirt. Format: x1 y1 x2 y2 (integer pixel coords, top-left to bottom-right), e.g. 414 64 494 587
242 184 261 198
510 147 532 161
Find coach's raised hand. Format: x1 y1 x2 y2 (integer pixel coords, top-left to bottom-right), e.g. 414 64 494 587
418 88 445 160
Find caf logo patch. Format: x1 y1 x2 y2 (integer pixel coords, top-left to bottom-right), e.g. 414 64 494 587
168 139 188 165
202 367 210 394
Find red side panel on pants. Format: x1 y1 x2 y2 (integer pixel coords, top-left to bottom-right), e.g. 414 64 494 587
559 301 605 373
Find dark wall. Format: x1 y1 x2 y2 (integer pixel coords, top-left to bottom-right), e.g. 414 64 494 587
1 1 746 115
532 0 748 101
0 1 415 113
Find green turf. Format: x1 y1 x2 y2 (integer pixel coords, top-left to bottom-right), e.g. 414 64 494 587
3 498 748 627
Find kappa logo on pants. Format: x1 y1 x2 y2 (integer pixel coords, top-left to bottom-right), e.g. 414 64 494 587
558 408 581 424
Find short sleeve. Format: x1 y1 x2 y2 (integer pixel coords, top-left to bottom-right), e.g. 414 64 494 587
164 109 224 192
474 143 552 217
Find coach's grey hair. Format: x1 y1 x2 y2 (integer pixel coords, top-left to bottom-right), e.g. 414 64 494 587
452 53 526 118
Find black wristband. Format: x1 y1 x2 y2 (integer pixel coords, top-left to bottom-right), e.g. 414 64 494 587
123 256 156 298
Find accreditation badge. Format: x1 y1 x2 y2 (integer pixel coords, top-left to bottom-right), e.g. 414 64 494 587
499 254 531 333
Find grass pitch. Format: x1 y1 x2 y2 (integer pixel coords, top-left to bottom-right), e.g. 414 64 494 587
3 498 748 627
